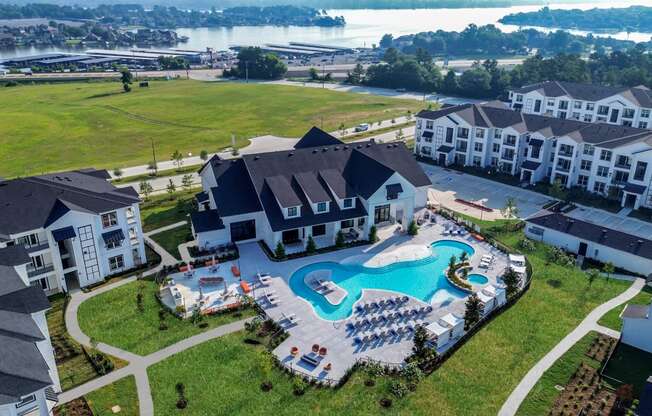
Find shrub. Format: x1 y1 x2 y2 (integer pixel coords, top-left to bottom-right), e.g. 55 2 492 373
292 378 307 396
369 225 378 243
335 230 345 248
306 236 317 253
518 238 535 252
175 382 188 409
400 362 424 384
379 398 393 408
407 220 418 236
274 242 286 259
389 381 408 398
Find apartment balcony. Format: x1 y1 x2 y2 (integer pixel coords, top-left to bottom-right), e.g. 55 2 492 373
614 162 632 170
557 150 573 158
502 140 517 147
555 165 571 173
27 264 55 278
126 215 138 225
25 242 50 254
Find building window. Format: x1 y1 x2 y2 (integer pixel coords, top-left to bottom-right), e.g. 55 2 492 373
31 255 45 269
530 146 540 159
593 181 606 194
642 109 651 118
421 146 431 155
547 98 555 107
35 277 49 290
577 175 589 187
634 161 648 181
583 114 593 123
108 255 124 271
16 233 40 248
574 100 583 109
515 94 523 103
558 144 574 157
101 212 118 228
474 142 483 152
504 135 517 146
316 202 328 213
106 239 122 250
597 105 609 116
287 206 298 217
556 158 571 172
571 112 580 120
457 127 469 139
472 156 482 167
501 148 515 161
596 166 610 177
16 394 36 408
475 128 485 138
426 120 434 129
343 198 353 208
613 170 629 184
583 144 594 156
616 155 631 168
586 102 595 111
528 226 544 236
622 108 635 119
623 120 633 127
493 128 502 139
492 143 500 153
340 219 354 229
312 224 326 236
580 159 592 171
639 122 648 129
558 100 569 110
599 149 612 162
456 141 467 152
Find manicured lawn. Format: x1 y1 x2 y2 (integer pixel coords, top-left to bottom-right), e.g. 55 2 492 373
516 332 600 415
86 376 139 416
77 279 255 355
112 164 198 185
150 224 191 260
603 343 652 397
140 189 198 232
148 229 631 415
598 286 652 331
0 81 422 178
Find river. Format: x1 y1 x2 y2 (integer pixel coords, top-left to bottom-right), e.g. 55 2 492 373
1 0 650 59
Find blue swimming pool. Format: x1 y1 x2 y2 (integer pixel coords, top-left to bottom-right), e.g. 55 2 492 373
467 274 489 285
289 240 473 321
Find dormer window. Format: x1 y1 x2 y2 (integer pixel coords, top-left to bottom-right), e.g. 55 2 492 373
316 202 328 213
343 198 354 209
287 206 299 218
101 212 118 228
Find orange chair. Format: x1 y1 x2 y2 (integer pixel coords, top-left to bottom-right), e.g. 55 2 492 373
240 281 251 294
231 265 241 277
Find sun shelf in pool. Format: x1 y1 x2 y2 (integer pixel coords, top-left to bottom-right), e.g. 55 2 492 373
289 240 473 321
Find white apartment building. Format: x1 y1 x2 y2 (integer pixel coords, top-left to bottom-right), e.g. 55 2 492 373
0 169 147 294
0 245 60 416
415 103 652 210
191 127 431 251
508 81 652 129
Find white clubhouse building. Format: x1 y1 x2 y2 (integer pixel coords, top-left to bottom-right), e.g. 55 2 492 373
191 127 431 251
415 102 652 210
0 169 147 294
508 81 652 129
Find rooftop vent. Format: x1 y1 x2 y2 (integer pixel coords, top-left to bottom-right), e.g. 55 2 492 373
312 149 318 153
254 156 260 160
334 146 339 150
343 145 349 150
322 148 328 152
288 152 294 157
356 145 362 149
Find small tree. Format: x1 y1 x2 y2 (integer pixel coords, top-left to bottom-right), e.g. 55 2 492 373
549 179 568 201
603 262 615 280
139 180 153 201
199 150 209 161
463 293 482 330
308 67 319 80
586 268 600 287
147 160 158 176
395 128 405 142
171 150 184 170
501 197 519 219
407 220 418 236
259 350 274 391
502 267 520 297
113 167 123 180
181 173 193 191
369 225 378 243
274 242 286 259
448 255 457 272
166 179 177 199
306 235 317 253
338 123 347 136
120 68 132 92
335 230 345 248
410 326 437 371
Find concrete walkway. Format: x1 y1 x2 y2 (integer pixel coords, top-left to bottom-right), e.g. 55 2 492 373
59 223 247 415
499 278 646 416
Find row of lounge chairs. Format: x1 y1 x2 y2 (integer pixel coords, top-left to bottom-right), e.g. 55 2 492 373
479 254 495 269
355 296 409 313
348 305 433 330
353 324 416 344
442 227 467 236
262 289 279 305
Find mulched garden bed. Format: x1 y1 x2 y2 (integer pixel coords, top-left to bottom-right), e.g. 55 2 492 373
54 397 93 416
550 362 616 416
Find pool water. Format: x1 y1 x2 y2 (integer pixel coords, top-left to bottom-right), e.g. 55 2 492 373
467 274 489 285
289 240 473 321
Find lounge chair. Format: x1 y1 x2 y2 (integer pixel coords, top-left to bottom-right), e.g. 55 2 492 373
354 337 363 345
401 296 409 303
425 305 433 313
346 322 355 330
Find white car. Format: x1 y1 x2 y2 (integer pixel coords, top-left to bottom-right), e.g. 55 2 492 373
355 123 370 132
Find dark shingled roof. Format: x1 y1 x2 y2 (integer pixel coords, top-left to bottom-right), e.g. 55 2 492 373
0 169 139 236
204 136 428 232
511 81 652 107
527 211 652 261
0 309 45 342
0 246 30 267
190 210 225 233
0 333 52 403
0 286 50 314
294 126 343 149
420 103 652 149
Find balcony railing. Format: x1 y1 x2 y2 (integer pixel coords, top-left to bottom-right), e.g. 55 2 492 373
557 149 573 158
27 264 55 278
25 242 50 253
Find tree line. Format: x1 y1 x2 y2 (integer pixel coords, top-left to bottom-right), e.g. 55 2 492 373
499 6 652 33
348 45 652 99
0 4 345 28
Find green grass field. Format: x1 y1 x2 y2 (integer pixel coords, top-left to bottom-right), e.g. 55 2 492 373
77 280 255 355
85 376 139 416
598 285 652 331
0 81 422 178
140 189 197 232
150 224 191 260
147 229 631 415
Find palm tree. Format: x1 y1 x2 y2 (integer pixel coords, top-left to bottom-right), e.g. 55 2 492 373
448 255 457 271
459 251 469 264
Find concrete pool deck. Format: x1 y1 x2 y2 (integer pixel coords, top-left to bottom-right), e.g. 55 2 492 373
235 214 510 382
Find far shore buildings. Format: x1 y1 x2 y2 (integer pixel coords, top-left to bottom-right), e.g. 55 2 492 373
191 127 431 251
415 102 652 210
0 169 146 294
0 246 60 416
508 81 652 129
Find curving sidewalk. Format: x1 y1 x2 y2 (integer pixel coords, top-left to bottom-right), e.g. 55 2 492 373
59 226 251 415
499 277 646 416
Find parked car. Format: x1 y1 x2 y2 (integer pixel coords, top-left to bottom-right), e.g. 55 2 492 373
355 123 370 132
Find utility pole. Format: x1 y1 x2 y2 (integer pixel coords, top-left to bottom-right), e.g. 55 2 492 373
322 64 325 89
245 61 249 83
150 138 158 175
